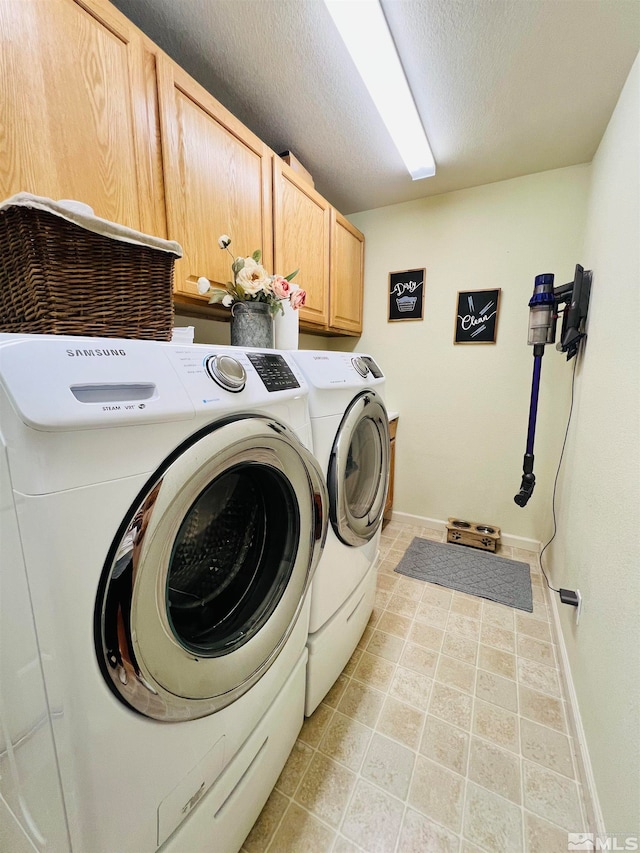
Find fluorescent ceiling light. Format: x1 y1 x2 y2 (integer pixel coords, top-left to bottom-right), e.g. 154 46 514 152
324 0 436 180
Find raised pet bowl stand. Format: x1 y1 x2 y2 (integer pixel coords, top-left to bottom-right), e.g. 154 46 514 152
446 518 501 552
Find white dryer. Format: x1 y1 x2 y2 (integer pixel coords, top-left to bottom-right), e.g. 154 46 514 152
288 351 389 714
0 334 327 853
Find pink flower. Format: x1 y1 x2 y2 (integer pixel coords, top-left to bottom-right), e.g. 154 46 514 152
272 276 291 300
290 288 306 310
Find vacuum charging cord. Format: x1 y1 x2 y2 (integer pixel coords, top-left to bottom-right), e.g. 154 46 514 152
539 357 578 594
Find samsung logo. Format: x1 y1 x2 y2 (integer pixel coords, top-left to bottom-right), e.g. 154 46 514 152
66 348 127 357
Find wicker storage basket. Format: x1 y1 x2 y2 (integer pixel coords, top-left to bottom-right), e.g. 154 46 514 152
0 196 182 341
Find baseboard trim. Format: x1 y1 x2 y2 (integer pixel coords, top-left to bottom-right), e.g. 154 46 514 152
389 510 540 553
390 511 446 530
548 589 606 836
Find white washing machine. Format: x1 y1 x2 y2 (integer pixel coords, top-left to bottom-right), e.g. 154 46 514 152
0 333 327 853
1 435 71 852
288 351 389 715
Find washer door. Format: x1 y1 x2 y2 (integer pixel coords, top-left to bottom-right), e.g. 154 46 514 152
95 415 327 721
328 391 390 547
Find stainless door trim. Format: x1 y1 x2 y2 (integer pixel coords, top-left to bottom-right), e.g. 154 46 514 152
95 416 327 721
328 391 390 547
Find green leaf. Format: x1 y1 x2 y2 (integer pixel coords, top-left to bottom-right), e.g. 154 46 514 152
232 258 245 275
284 269 299 282
252 249 262 263
207 289 228 304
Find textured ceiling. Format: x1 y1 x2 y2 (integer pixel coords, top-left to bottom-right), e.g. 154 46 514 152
111 0 640 214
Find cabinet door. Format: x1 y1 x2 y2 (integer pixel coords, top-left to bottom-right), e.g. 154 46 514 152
329 210 364 335
273 158 330 330
157 56 273 303
0 0 159 234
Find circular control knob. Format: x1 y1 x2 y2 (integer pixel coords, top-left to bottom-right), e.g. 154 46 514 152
352 357 369 378
205 354 246 392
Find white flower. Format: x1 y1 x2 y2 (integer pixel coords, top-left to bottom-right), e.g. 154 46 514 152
196 276 211 295
236 257 270 295
215 232 300 315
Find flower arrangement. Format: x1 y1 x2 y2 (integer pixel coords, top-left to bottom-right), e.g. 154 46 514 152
197 235 305 316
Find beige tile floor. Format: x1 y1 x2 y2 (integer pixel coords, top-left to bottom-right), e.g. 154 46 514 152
242 521 592 853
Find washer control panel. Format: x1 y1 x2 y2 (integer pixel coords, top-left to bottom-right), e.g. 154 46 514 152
247 353 300 392
205 354 246 392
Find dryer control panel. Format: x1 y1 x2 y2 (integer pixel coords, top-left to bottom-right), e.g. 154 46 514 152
361 356 383 379
289 350 386 389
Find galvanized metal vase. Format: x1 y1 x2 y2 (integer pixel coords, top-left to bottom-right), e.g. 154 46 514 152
230 301 274 349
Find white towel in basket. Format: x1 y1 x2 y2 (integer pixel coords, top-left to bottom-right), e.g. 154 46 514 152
0 192 182 257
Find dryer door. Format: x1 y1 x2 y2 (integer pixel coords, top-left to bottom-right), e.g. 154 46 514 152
95 415 327 721
329 391 390 547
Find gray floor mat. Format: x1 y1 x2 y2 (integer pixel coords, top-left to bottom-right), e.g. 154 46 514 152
394 537 533 612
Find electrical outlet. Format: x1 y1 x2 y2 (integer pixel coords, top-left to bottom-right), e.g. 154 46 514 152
575 589 582 625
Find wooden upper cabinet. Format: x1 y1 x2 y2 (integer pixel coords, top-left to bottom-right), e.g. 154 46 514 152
0 0 159 234
1 0 365 335
156 56 273 303
330 210 364 335
273 158 330 330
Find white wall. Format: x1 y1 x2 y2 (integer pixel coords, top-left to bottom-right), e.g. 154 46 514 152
548 53 640 832
348 165 590 542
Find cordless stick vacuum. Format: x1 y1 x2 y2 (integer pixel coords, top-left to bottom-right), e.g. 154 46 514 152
514 264 591 507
